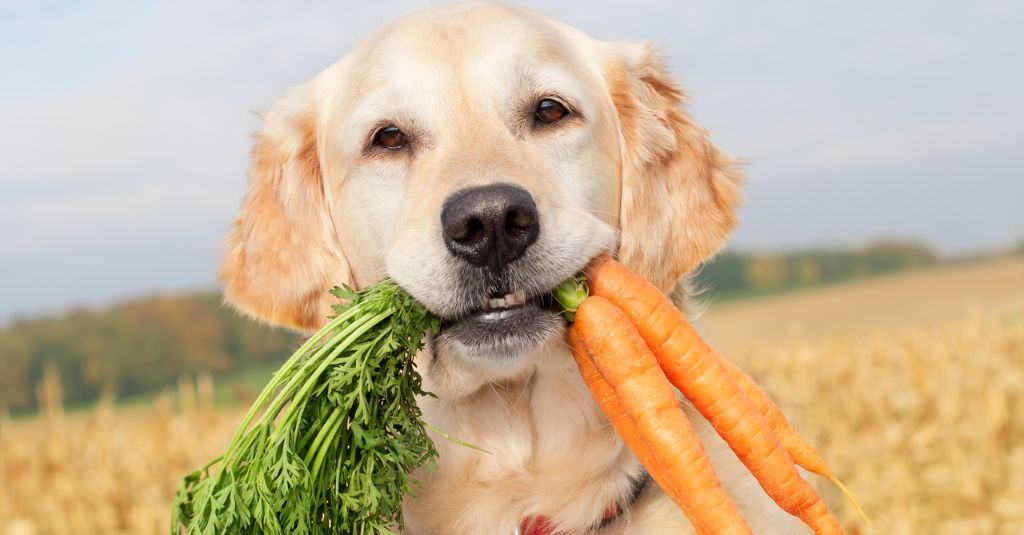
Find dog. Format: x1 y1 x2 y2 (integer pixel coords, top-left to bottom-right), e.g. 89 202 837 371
219 3 803 533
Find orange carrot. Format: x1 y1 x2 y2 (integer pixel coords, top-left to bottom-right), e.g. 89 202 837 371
586 255 843 535
568 329 694 508
574 296 753 535
719 358 869 523
569 330 715 535
568 329 659 472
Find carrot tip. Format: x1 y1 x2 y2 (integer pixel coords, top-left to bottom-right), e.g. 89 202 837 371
826 473 871 527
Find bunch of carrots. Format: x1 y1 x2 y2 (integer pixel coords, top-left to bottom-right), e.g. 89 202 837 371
560 254 867 535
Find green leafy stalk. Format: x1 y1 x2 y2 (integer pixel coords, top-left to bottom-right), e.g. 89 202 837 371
171 280 439 535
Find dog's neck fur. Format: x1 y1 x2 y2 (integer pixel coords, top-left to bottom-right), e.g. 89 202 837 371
405 336 643 535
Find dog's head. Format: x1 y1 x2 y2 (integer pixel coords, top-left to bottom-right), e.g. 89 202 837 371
220 3 741 391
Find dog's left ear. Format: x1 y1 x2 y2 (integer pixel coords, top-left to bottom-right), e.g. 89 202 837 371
606 42 743 293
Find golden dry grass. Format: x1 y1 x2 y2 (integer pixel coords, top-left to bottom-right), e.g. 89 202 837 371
1 375 245 535
697 256 1024 354
731 309 1024 534
3 259 1023 534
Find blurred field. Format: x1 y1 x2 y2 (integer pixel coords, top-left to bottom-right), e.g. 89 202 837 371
697 255 1024 353
711 309 1024 534
3 258 1023 534
1 375 246 535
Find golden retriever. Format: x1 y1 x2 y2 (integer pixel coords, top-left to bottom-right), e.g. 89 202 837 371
219 3 803 534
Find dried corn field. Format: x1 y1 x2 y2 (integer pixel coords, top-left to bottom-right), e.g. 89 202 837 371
1 375 246 535
3 263 1023 534
733 309 1024 534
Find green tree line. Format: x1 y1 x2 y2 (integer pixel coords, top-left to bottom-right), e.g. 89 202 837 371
694 240 939 300
1 293 299 413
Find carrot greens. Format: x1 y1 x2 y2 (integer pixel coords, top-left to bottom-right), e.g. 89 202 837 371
171 280 439 535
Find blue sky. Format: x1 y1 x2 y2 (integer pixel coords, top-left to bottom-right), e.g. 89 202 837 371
1 0 1022 323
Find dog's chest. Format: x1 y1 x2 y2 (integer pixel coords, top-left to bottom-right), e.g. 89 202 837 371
404 352 642 534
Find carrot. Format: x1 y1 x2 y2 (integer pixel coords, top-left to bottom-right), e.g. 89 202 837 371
585 255 843 535
719 358 869 524
568 328 701 513
573 296 753 535
569 330 714 535
568 328 659 473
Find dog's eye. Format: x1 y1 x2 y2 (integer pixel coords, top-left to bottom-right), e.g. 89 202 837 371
373 126 408 149
534 99 569 125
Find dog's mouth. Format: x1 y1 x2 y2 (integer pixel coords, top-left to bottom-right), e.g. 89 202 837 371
438 287 563 357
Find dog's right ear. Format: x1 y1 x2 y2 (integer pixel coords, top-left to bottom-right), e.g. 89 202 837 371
606 42 743 293
219 89 351 333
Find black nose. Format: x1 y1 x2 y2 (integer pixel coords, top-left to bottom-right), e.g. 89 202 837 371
441 184 540 270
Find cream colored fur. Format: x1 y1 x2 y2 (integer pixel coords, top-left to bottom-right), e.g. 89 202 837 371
220 3 804 533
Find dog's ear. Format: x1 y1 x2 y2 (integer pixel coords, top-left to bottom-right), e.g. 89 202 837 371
607 43 743 292
219 89 351 333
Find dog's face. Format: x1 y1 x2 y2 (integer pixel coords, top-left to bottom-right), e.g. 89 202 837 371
337 9 622 371
220 3 742 391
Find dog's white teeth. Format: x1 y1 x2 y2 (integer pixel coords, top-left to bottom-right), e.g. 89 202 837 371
481 292 527 312
502 290 526 306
